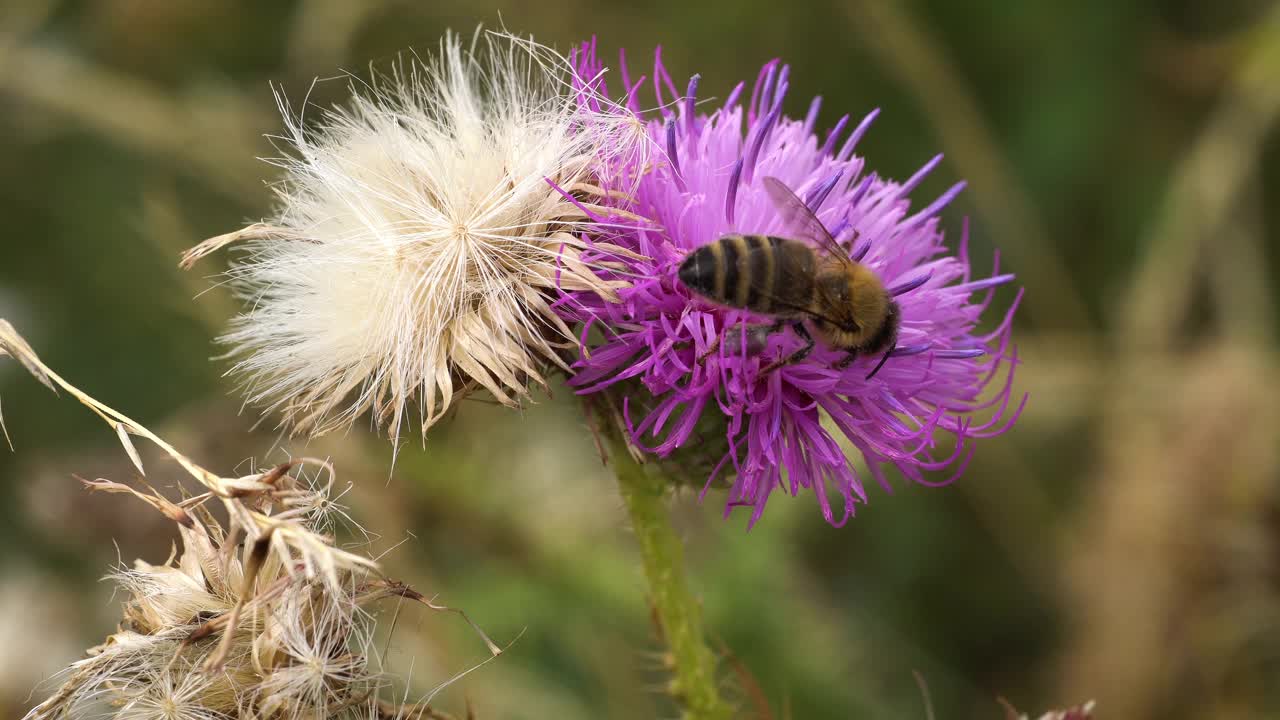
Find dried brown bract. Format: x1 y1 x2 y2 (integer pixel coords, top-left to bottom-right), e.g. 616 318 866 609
999 697 1097 720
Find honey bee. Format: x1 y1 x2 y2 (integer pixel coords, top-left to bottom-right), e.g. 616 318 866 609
677 176 899 378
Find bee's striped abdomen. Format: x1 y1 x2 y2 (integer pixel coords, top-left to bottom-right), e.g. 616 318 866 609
722 234 753 307
678 234 804 314
678 237 735 304
718 235 742 303
739 235 774 312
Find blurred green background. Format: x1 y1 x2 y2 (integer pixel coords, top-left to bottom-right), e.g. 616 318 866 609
2 1 1279 718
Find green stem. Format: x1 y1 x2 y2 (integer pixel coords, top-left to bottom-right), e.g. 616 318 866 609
607 432 732 720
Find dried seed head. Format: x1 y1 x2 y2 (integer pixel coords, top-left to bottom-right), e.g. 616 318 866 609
188 30 642 443
2 320 502 719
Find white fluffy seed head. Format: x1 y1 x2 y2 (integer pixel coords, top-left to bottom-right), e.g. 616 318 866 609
115 667 227 720
219 30 639 441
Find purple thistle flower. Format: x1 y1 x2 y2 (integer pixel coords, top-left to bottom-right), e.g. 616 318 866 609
562 42 1026 528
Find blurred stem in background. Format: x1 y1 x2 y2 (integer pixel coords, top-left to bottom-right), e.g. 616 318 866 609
1060 6 1280 716
606 430 734 720
1123 5 1280 352
843 0 1090 332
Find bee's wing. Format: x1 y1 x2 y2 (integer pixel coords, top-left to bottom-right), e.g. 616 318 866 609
755 289 851 328
761 176 851 266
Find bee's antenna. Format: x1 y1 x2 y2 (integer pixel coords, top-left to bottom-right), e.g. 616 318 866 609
865 345 894 380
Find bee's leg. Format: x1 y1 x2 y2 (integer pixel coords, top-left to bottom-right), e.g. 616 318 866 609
761 322 814 373
702 320 786 360
696 333 721 361
835 349 859 370
786 322 815 364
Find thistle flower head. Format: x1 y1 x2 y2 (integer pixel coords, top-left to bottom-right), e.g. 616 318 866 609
186 31 639 441
562 45 1025 527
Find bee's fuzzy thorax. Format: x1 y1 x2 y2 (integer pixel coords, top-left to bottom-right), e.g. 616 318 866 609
193 31 643 442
